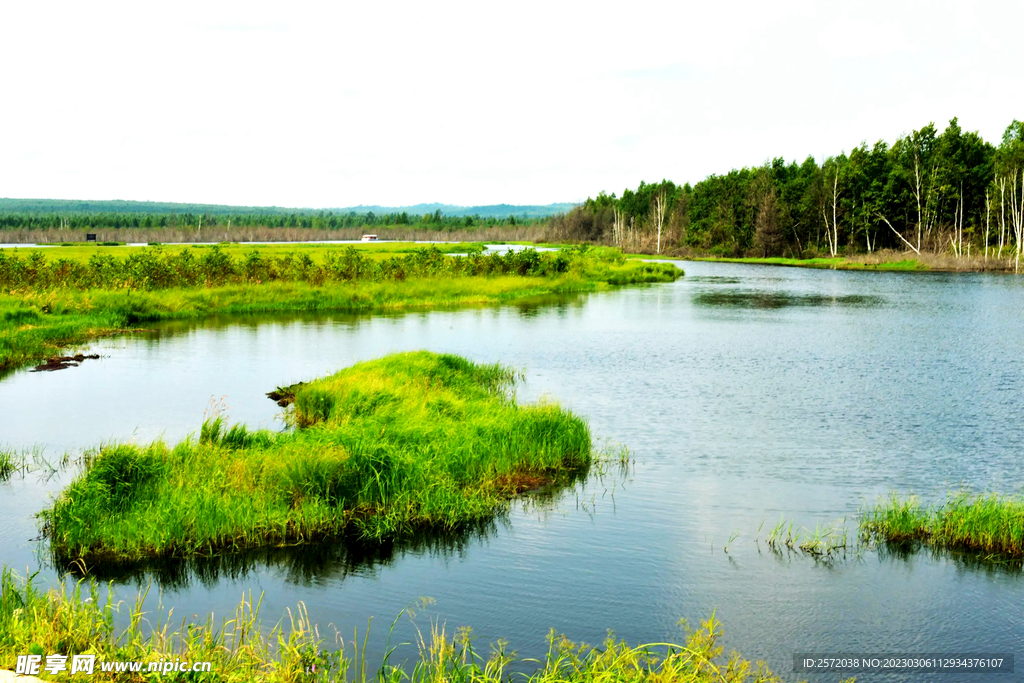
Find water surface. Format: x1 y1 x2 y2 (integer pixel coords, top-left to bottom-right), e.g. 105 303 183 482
3 261 1023 681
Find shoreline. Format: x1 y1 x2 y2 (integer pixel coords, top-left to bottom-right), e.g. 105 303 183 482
0 247 682 374
683 252 1023 273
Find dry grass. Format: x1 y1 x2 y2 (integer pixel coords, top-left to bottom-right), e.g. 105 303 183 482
846 249 1023 272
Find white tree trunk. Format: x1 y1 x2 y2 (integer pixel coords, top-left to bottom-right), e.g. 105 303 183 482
832 173 839 256
913 156 923 253
821 171 840 257
1011 170 1024 272
652 191 666 254
998 177 1006 258
985 190 991 260
878 214 920 254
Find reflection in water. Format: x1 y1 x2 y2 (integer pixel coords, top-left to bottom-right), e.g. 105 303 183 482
56 518 504 590
512 296 586 320
683 276 744 284
145 294 588 337
51 467 594 590
693 290 883 309
2 292 590 381
874 540 1023 577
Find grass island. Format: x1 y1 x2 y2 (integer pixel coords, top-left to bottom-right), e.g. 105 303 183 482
43 352 593 564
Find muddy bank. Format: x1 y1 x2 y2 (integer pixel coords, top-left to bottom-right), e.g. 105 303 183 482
31 354 100 372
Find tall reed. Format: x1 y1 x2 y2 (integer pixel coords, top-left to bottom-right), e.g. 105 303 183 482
1 566 790 682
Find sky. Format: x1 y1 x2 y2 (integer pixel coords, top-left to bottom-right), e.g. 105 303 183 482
1 0 1021 208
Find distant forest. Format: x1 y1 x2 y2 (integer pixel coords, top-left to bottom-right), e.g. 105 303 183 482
553 118 1024 259
4 118 1023 260
0 199 566 233
0 209 537 232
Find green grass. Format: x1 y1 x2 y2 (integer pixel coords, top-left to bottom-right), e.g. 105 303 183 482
42 241 487 262
761 518 848 559
44 352 593 564
0 448 23 481
0 246 682 373
861 492 1024 557
0 567 790 683
692 256 927 271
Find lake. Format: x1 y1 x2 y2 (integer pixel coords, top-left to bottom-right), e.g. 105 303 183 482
2 260 1022 681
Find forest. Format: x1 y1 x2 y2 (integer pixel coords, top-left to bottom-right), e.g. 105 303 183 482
0 207 540 232
550 118 1024 260
3 118 1023 263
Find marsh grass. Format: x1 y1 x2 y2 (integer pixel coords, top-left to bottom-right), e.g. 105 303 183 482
0 446 64 482
1 566 793 683
861 492 1024 558
0 566 341 682
401 614 791 683
44 352 594 565
762 517 848 560
797 522 848 557
0 449 22 480
0 244 678 291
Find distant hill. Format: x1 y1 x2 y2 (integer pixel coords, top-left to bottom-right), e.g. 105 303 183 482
0 198 293 216
0 198 576 218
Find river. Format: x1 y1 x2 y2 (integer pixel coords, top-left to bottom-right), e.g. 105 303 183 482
2 260 1022 681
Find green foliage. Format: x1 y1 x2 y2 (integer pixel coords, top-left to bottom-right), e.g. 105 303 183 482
0 245 668 291
558 117 1023 258
2 307 41 324
0 567 342 682
83 444 168 511
0 565 787 683
862 492 1024 557
0 449 24 481
43 352 594 563
0 199 560 233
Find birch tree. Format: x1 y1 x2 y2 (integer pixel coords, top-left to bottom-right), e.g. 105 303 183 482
612 207 625 248
820 166 841 257
985 190 991 260
651 189 667 254
1010 170 1024 272
999 177 1007 258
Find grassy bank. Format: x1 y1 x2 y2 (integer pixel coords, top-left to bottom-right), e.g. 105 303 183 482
3 241 488 263
690 248 1024 273
0 246 682 373
44 352 592 563
690 255 928 271
0 568 787 683
861 492 1024 557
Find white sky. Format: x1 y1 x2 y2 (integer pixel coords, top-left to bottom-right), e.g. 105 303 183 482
1 1 1021 208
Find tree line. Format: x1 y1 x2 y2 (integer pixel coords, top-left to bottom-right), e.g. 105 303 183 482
552 118 1024 261
0 210 541 233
